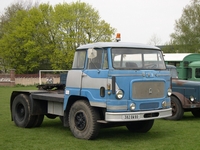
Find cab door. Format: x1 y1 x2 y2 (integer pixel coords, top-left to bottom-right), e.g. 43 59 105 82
81 48 109 107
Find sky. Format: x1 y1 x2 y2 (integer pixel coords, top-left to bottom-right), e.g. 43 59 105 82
0 0 192 45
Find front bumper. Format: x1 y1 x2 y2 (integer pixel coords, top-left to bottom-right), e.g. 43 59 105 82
183 103 200 109
105 108 172 122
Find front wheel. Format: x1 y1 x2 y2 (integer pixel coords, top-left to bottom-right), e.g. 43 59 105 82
165 96 184 120
69 100 100 140
126 120 154 133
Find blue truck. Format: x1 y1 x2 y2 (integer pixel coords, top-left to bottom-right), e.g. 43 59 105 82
10 42 172 140
167 65 200 120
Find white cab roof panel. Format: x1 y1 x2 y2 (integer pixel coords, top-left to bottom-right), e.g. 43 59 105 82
77 42 160 50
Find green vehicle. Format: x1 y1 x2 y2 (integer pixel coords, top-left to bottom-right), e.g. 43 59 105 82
164 53 200 81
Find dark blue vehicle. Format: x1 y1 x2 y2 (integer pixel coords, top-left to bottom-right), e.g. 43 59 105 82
167 65 200 120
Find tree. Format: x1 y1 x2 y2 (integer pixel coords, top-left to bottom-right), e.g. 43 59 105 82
0 4 53 74
170 0 200 53
51 2 115 70
148 34 162 46
0 1 39 73
0 1 116 73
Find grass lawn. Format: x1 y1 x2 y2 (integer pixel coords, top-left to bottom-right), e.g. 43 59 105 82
0 86 200 150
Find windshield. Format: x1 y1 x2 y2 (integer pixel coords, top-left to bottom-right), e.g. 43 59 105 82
112 48 166 70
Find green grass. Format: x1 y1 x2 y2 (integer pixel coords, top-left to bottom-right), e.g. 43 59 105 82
0 86 200 150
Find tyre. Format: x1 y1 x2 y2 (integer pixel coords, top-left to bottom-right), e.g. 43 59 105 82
166 96 184 120
12 94 36 128
69 100 100 140
33 115 44 127
126 120 154 133
191 109 200 117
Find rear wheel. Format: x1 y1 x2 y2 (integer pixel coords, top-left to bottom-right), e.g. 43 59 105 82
126 120 154 133
69 100 100 140
12 94 36 128
166 96 183 120
33 115 44 127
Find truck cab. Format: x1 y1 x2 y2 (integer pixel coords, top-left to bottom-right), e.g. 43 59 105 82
10 42 172 140
166 65 200 120
187 61 200 81
64 42 172 136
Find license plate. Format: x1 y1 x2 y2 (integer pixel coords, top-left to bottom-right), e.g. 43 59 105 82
122 115 140 120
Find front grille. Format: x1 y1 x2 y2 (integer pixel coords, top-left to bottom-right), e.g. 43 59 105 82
132 81 164 99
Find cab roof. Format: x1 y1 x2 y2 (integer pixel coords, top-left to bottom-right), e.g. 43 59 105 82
77 42 160 50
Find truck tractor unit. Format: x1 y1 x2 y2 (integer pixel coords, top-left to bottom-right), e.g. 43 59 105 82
167 65 200 120
10 42 172 140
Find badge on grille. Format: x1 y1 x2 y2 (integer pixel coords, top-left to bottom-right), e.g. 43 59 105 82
149 88 152 94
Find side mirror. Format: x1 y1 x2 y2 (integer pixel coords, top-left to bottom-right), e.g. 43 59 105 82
88 48 97 59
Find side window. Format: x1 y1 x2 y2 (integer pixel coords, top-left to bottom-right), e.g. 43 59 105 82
184 61 189 67
72 50 86 69
87 49 107 69
195 68 200 78
103 51 108 69
187 68 192 79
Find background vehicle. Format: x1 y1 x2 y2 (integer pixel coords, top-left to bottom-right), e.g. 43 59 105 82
164 53 200 81
10 41 172 140
167 65 200 120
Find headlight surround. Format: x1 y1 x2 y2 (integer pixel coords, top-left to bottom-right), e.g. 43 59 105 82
116 89 124 99
167 88 172 96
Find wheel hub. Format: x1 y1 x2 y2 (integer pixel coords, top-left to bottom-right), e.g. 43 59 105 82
16 104 25 120
171 102 177 116
75 112 86 131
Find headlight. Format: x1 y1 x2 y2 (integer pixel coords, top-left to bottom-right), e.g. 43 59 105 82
116 89 123 99
167 88 172 96
130 103 136 110
190 96 195 102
